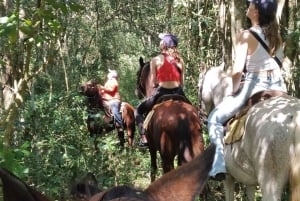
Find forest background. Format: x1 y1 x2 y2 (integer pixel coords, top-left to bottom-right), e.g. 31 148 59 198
0 0 299 200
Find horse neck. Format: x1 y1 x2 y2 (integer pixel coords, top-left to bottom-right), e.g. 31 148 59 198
140 61 155 98
0 168 51 201
145 144 215 201
201 66 233 113
87 93 105 111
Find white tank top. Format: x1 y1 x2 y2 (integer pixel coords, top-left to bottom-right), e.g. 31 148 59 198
246 26 283 72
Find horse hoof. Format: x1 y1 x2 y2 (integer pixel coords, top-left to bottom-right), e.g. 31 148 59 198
210 173 225 181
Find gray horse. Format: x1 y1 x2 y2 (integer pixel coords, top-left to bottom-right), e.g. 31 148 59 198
199 65 300 201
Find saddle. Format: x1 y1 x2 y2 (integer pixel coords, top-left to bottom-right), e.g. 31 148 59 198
143 94 191 131
224 90 287 144
156 94 191 104
88 101 123 129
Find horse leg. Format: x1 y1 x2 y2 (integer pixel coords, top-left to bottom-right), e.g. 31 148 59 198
290 111 300 201
126 127 133 147
150 149 158 182
161 155 175 174
117 130 125 147
121 104 135 147
124 122 135 147
93 137 99 152
224 174 235 201
245 185 256 201
258 158 289 200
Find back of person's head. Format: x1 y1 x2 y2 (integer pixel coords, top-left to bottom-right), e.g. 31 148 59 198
159 33 178 48
248 0 277 26
158 33 182 62
107 69 118 79
248 0 281 55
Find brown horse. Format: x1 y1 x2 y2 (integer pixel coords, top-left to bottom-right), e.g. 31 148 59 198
0 167 51 201
136 57 205 182
79 80 136 149
72 144 216 201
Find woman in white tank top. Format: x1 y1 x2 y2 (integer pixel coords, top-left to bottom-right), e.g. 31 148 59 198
207 0 287 181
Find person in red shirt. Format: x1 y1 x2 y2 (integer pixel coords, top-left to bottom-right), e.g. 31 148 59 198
135 33 190 148
100 69 123 130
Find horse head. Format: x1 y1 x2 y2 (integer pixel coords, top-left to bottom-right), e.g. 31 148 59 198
71 172 102 201
198 63 232 114
135 57 155 99
79 80 104 110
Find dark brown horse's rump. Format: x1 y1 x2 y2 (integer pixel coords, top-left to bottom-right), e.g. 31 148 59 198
0 167 51 201
0 144 215 201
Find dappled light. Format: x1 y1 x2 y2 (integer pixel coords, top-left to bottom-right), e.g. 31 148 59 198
136 58 206 198
199 66 300 201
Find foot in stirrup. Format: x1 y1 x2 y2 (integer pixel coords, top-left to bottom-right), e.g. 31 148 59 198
210 173 226 181
138 140 149 148
138 134 148 148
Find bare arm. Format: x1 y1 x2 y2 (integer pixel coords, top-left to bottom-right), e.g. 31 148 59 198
100 79 118 93
177 57 185 87
150 55 163 88
232 30 250 94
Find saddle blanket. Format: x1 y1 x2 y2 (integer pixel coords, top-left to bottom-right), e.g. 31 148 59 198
224 114 247 144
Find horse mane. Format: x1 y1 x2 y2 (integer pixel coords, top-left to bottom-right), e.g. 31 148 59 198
81 80 105 110
0 167 51 201
71 172 102 200
136 57 150 99
199 64 233 114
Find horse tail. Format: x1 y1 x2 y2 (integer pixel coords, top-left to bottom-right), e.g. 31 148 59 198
120 102 134 121
290 110 300 201
181 110 204 163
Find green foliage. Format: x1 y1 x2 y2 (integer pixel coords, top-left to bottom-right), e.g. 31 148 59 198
0 0 297 200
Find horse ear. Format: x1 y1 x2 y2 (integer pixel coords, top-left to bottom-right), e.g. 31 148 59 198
139 57 144 67
91 80 100 85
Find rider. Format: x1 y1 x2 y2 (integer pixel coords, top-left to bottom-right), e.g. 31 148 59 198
207 0 287 181
100 69 123 130
135 33 190 148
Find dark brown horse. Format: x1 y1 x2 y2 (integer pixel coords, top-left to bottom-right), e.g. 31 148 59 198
0 145 214 201
136 57 205 182
0 167 51 201
72 144 216 201
79 80 136 149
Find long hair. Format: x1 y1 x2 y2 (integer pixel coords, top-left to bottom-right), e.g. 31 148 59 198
256 5 282 56
163 47 182 63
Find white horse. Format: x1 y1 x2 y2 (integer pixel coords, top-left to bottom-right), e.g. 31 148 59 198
198 65 300 201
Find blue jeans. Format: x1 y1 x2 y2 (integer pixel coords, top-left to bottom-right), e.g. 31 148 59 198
107 100 123 128
208 71 287 177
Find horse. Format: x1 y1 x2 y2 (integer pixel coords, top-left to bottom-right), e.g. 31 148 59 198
79 80 136 150
71 144 216 201
0 167 51 201
70 172 102 201
198 64 300 201
136 57 205 182
0 144 214 201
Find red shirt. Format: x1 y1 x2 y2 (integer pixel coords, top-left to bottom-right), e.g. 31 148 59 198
100 78 121 101
156 54 181 83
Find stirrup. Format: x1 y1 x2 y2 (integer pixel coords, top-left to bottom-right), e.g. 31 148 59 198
138 140 149 148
